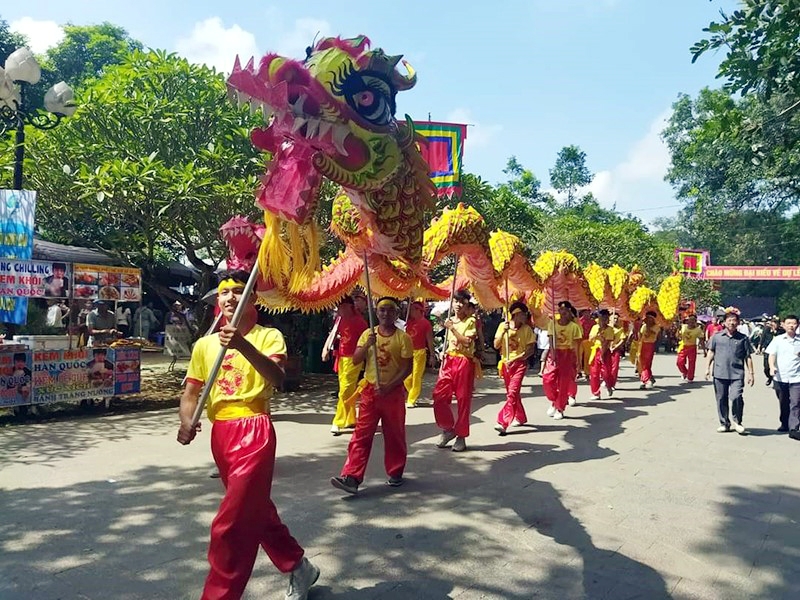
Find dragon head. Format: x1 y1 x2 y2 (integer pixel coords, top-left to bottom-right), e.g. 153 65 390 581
227 35 418 226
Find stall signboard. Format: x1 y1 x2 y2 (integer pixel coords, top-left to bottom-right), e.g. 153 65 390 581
73 263 142 303
31 346 141 405
0 259 72 300
0 190 37 324
0 348 32 407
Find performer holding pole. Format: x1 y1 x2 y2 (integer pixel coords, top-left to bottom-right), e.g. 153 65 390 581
542 300 582 420
588 309 615 399
638 311 661 389
494 301 536 435
177 270 319 600
330 297 413 494
404 301 435 408
362 252 381 384
607 312 626 392
326 296 367 436
432 288 477 452
440 255 460 370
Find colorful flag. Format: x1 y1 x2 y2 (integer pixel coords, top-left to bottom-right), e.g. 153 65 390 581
674 248 709 278
413 121 467 198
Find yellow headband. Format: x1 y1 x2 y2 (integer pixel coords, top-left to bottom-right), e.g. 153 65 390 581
377 298 399 310
217 278 246 293
511 307 525 317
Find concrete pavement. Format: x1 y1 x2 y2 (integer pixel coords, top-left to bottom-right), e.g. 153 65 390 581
1 354 798 599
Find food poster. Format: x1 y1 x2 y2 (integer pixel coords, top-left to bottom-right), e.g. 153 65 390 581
0 259 71 299
31 347 140 404
73 263 142 303
112 347 141 395
0 348 32 407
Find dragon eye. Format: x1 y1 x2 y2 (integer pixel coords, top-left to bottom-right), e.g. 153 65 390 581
355 91 374 106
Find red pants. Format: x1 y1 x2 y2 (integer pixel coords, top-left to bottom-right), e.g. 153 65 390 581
497 360 528 428
607 351 622 389
589 351 612 396
433 354 475 437
677 345 698 381
542 349 577 412
639 342 655 384
341 383 407 483
203 415 304 600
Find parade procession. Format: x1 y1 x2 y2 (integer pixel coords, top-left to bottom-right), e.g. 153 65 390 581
3 3 800 600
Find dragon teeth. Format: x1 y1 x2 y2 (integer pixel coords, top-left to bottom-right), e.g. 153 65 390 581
317 120 332 139
292 117 307 133
332 125 350 156
291 94 307 116
305 119 320 139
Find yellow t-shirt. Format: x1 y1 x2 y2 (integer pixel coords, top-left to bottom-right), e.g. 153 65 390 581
446 316 477 357
589 324 615 363
186 324 286 422
496 323 535 362
548 319 583 350
640 324 661 344
678 325 704 350
611 325 627 349
358 327 413 384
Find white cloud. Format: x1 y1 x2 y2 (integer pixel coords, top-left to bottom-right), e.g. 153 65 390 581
446 108 502 151
546 110 677 222
10 17 64 55
176 18 259 74
271 17 332 59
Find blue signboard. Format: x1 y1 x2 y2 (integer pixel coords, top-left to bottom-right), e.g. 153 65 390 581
0 190 37 325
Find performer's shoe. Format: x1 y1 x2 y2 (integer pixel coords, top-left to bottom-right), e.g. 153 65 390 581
330 425 342 436
406 402 416 409
789 430 800 441
777 426 789 432
732 422 747 435
387 476 404 487
436 429 457 448
591 394 601 400
511 419 525 427
330 475 359 495
552 411 564 420
285 556 320 600
344 424 356 430
494 424 507 436
646 380 655 389
546 405 556 417
452 436 467 452
717 425 730 433
607 387 614 398
639 384 647 390
208 469 221 479
567 396 577 407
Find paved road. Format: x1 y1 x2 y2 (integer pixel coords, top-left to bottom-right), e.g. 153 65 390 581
1 354 798 600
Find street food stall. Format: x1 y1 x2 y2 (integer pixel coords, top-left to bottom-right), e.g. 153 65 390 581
0 258 144 413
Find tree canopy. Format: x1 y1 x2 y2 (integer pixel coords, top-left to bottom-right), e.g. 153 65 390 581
549 145 593 208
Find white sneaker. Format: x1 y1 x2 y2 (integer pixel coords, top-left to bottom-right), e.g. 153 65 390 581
646 380 654 389
591 394 601 400
733 422 747 435
567 396 577 406
330 425 341 436
546 405 556 417
717 425 730 433
553 411 564 420
285 557 320 600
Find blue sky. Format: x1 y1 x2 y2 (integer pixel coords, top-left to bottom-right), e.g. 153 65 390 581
6 0 739 222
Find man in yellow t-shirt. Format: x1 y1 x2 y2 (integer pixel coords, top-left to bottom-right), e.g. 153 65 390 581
331 297 413 495
543 300 583 419
676 313 704 382
493 301 536 434
608 313 627 390
588 309 616 399
638 311 661 389
432 289 477 452
177 272 318 600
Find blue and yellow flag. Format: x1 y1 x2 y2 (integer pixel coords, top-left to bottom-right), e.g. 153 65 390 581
413 121 467 198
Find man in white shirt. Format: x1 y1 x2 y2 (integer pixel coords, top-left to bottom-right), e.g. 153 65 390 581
766 314 800 439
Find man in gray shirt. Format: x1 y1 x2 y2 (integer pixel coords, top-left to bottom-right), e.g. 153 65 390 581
705 311 754 434
87 300 120 346
766 314 800 439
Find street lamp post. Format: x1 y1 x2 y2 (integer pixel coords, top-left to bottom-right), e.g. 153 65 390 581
0 47 76 189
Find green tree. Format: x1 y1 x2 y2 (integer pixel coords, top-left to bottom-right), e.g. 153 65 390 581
549 145 593 207
20 50 265 298
691 0 800 101
0 16 28 64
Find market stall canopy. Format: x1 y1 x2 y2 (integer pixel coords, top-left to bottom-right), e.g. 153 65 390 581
33 237 115 265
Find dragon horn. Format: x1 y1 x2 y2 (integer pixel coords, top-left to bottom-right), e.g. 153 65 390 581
396 115 416 149
393 59 417 91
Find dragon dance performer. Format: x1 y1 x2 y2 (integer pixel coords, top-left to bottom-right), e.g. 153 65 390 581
433 289 478 452
493 301 536 435
328 296 368 436
404 301 435 408
628 316 643 371
578 309 595 378
177 272 319 600
331 297 413 494
676 313 704 382
568 306 581 404
607 312 627 391
588 309 615 399
638 311 661 389
543 301 583 419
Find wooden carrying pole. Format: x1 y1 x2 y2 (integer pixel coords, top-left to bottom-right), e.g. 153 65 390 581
439 254 460 375
362 252 381 385
190 266 261 428
504 276 510 362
